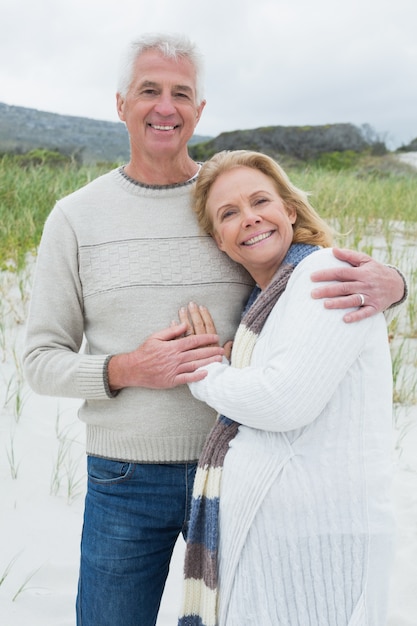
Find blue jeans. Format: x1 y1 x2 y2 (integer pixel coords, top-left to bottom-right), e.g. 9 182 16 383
76 457 197 626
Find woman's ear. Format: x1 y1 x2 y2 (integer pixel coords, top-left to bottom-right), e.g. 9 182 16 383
286 204 297 224
212 231 225 251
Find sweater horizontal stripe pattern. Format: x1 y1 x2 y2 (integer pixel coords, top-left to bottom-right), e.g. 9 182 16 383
178 244 319 625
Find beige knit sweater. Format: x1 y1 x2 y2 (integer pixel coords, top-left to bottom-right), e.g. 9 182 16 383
23 167 253 463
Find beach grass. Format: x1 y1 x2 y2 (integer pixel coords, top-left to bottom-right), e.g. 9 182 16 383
0 153 112 270
1 151 417 270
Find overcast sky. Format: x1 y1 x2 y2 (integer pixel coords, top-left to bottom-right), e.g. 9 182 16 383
1 0 416 149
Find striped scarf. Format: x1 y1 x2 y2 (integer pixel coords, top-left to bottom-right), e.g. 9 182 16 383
178 243 318 626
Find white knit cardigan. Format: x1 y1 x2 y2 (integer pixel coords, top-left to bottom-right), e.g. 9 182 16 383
189 248 395 626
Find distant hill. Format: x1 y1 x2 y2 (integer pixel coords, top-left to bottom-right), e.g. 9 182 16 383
2 102 416 166
0 102 211 164
189 123 381 162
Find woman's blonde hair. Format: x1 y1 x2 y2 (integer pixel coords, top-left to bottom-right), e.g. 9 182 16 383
193 150 333 247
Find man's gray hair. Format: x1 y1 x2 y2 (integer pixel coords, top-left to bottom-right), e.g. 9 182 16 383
117 33 205 104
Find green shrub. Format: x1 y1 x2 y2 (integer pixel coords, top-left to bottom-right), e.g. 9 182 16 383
12 149 74 168
310 150 360 171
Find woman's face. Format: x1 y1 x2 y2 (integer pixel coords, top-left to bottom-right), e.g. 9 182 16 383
206 166 296 289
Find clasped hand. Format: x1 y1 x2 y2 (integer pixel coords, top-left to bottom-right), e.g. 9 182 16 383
178 302 234 360
108 316 224 391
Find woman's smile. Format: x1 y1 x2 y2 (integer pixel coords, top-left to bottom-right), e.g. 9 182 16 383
241 230 275 246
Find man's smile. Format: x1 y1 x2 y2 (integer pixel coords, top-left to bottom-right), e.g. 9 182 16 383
148 123 178 131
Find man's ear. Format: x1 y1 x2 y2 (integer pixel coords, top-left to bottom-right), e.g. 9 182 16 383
195 100 206 126
116 93 125 122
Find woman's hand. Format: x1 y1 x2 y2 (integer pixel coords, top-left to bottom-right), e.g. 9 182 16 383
179 302 217 337
178 302 234 360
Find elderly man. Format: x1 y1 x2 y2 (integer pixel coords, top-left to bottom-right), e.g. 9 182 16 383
23 33 405 626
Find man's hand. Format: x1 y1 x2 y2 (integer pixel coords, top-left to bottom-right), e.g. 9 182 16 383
311 247 405 323
107 322 224 391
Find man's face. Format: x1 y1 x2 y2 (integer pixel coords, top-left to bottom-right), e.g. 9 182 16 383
117 50 205 160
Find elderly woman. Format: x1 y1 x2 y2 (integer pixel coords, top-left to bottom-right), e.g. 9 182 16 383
178 150 395 626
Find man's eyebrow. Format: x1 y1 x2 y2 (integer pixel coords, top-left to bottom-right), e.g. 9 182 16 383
138 81 193 94
173 84 193 93
139 80 159 89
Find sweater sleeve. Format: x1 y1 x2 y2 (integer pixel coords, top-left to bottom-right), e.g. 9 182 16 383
23 205 111 400
188 249 386 431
